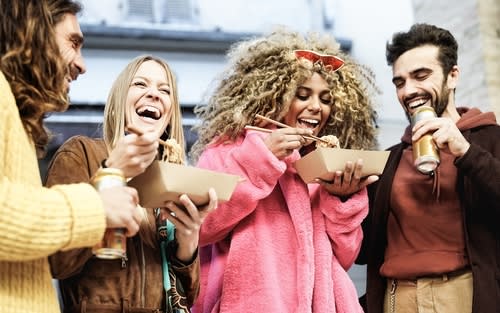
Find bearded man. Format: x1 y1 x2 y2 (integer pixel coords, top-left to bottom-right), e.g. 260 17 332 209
357 23 500 313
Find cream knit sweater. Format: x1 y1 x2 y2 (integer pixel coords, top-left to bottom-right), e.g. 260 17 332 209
0 71 106 313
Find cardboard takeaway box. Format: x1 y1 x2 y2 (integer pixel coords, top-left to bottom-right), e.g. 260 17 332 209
128 161 241 208
294 147 390 183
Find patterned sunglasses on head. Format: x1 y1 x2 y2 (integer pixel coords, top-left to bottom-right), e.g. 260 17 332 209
294 49 344 72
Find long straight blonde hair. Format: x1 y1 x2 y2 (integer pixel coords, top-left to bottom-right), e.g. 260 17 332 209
102 55 185 161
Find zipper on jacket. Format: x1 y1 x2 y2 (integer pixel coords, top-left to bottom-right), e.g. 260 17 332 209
121 254 128 268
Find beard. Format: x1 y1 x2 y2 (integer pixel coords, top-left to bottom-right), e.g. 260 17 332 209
403 78 452 122
433 83 451 117
64 64 81 94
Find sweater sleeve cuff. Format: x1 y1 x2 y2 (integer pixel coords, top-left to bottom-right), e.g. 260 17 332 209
233 132 287 177
52 183 106 250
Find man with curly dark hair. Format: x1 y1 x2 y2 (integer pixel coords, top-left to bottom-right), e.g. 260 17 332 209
357 23 500 313
0 1 142 312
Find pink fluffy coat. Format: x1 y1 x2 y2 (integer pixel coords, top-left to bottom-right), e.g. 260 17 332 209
192 131 367 313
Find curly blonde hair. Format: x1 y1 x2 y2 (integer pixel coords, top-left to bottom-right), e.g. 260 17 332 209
190 28 379 162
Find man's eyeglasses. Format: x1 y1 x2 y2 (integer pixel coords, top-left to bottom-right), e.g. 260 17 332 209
294 49 344 72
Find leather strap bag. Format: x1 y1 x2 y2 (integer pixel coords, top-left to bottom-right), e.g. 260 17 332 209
158 219 190 313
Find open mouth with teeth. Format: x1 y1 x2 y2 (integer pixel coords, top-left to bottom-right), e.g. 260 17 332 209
297 118 320 133
407 98 431 111
136 106 162 120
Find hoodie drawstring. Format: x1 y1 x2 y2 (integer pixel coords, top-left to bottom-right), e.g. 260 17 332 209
431 167 440 201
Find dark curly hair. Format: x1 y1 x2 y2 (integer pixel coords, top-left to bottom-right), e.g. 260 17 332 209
386 23 458 75
0 0 82 157
190 27 379 162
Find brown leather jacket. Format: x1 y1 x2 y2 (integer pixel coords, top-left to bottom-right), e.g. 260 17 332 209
45 136 200 313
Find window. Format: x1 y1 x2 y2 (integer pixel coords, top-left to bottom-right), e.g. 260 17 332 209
126 0 195 24
126 0 154 23
164 0 193 23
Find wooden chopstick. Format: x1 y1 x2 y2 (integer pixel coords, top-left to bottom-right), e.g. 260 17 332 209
244 125 273 133
245 123 328 144
125 125 170 148
254 114 329 144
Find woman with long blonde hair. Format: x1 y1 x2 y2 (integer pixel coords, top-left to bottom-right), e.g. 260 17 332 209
45 55 217 313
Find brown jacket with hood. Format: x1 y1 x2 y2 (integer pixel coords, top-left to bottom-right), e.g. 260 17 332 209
45 136 200 313
357 107 500 313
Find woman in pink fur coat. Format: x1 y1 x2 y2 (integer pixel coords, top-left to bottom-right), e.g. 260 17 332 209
189 28 380 313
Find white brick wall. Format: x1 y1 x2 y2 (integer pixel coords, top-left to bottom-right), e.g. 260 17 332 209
479 0 500 118
412 0 500 119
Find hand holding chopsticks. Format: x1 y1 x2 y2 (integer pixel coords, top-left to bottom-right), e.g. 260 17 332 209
126 125 170 148
103 125 160 178
249 114 330 144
